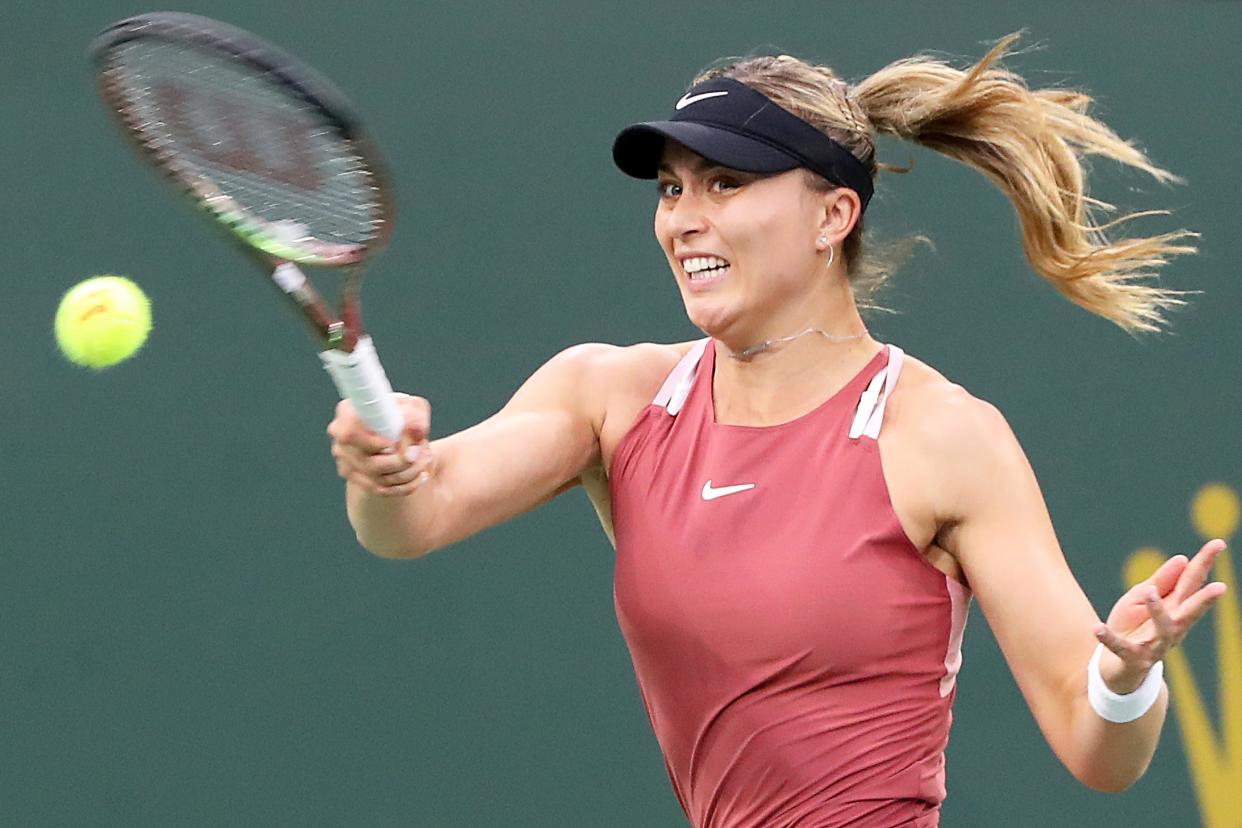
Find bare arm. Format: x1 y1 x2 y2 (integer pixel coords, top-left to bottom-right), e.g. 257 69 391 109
328 343 615 558
918 388 1225 792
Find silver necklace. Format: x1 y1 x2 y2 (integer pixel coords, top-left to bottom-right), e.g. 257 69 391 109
729 327 866 360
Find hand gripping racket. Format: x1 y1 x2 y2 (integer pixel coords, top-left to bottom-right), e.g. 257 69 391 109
90 12 403 439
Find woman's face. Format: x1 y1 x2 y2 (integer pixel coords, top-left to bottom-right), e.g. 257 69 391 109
654 141 832 343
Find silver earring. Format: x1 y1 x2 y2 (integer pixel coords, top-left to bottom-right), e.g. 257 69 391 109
821 239 835 268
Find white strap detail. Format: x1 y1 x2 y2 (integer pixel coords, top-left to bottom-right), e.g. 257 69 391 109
939 577 972 698
1087 643 1165 723
653 338 709 415
849 346 904 439
849 369 887 439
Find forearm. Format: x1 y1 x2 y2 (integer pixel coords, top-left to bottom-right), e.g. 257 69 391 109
1062 667 1168 792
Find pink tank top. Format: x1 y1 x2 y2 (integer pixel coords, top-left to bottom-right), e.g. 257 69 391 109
609 340 970 828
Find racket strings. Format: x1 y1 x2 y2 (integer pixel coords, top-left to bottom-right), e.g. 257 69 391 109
102 38 385 258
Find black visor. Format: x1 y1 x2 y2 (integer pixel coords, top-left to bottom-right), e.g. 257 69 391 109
612 77 874 211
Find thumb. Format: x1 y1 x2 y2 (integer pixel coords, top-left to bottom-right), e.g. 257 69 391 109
391 393 431 460
392 394 431 438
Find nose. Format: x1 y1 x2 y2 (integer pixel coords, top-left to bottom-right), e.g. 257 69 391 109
662 189 709 239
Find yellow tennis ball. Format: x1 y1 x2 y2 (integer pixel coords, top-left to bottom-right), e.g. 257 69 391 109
54 275 152 369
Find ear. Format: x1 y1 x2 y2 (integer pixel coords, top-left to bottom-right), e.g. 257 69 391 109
816 187 863 248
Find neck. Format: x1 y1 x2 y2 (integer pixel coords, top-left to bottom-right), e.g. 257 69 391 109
728 325 866 360
706 266 878 424
712 326 881 427
717 263 862 356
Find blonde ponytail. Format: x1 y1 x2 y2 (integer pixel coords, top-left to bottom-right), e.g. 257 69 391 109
703 35 1196 332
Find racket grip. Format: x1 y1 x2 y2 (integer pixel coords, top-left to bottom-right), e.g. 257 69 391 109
319 336 403 441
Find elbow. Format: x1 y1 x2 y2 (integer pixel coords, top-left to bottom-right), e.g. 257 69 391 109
1078 774 1141 795
364 542 428 560
344 492 438 560
1070 761 1150 794
354 529 434 560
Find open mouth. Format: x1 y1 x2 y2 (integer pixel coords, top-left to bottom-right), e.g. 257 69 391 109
682 255 731 283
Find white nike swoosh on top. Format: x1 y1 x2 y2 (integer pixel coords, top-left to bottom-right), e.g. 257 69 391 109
701 480 756 501
675 90 729 110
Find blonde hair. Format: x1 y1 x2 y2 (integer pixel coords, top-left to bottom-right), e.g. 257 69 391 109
694 34 1196 332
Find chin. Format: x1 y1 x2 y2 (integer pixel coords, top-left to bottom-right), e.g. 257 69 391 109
682 297 736 339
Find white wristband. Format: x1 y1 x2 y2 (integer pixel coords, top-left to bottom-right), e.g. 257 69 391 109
1087 643 1164 723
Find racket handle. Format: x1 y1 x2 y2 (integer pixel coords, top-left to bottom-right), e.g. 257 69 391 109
319 336 403 441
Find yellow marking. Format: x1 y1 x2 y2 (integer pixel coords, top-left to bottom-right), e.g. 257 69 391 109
1194 484 1240 540
1125 484 1241 827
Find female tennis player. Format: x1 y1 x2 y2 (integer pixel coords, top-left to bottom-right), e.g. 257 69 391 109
327 36 1226 827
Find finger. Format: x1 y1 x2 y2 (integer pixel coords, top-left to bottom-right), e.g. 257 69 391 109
369 440 435 480
329 421 397 457
345 469 384 494
331 442 365 477
1151 554 1189 598
1172 581 1229 631
401 440 434 467
377 469 432 498
1116 577 1164 614
395 395 432 444
369 448 419 476
1171 540 1227 604
1144 588 1181 649
1095 624 1144 662
332 400 404 454
379 460 426 487
333 441 398 478
355 427 400 456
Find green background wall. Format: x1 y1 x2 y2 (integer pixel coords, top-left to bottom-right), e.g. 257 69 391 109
4 1 1239 825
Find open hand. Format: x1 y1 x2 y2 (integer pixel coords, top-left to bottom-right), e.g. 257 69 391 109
1095 539 1229 693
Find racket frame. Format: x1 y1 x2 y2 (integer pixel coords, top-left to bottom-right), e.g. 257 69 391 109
91 12 405 439
90 11 396 351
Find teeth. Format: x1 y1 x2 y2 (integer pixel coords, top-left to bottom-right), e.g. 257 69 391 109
682 255 730 274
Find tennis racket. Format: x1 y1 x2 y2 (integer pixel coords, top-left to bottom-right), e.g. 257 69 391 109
90 12 403 440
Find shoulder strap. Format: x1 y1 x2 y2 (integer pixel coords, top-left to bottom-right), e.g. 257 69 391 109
848 345 905 440
652 338 710 416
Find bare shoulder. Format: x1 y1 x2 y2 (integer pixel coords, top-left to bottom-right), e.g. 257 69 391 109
540 340 693 404
553 340 698 470
511 340 684 393
525 339 695 438
885 352 1031 525
560 340 691 379
886 353 1016 456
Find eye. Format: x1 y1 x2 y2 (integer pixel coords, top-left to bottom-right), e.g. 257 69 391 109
657 181 681 198
709 176 741 193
